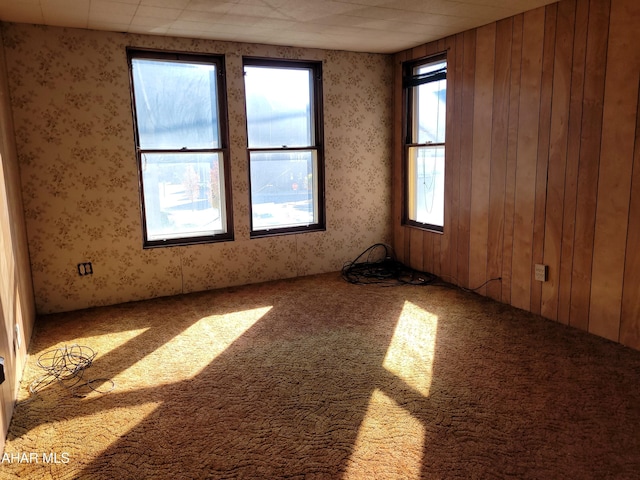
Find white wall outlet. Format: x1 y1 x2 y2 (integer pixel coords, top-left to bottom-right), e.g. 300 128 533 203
534 264 548 282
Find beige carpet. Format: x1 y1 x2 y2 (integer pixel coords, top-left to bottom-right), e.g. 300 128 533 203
3 272 640 479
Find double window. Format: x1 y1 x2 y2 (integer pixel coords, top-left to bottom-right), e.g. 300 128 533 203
244 58 325 236
128 51 325 246
403 54 447 232
128 49 232 247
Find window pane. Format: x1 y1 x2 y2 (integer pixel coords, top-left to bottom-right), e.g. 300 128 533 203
141 153 226 240
244 66 312 148
414 69 446 144
132 59 220 150
250 150 317 230
407 146 444 227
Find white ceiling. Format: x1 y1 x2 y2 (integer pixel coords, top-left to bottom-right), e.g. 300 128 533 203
0 0 557 54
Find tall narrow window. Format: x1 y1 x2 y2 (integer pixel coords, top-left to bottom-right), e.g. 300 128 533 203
243 58 325 237
128 49 233 247
404 54 447 232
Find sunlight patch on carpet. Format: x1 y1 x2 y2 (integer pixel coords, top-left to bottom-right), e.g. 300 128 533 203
111 306 272 388
344 388 425 479
383 300 437 397
2 401 161 478
58 328 151 348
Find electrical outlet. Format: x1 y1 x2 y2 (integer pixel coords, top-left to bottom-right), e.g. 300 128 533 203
77 262 93 276
534 264 548 282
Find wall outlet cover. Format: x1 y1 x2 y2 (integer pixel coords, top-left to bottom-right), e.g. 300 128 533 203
534 264 548 282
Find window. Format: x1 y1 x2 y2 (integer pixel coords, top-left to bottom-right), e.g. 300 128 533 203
243 58 325 237
403 54 447 232
128 49 232 247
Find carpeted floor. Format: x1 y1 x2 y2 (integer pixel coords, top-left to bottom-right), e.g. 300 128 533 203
3 272 640 479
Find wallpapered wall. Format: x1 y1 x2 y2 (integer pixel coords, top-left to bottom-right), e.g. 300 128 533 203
2 23 393 314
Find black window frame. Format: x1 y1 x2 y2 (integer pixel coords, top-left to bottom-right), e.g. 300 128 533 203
402 52 447 233
127 48 234 248
243 57 326 238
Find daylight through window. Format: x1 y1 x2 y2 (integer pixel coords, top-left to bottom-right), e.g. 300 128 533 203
243 58 325 236
128 49 232 247
404 54 447 232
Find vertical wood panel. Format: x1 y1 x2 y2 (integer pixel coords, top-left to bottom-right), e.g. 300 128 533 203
530 3 557 315
469 23 496 294
431 38 447 278
590 0 640 341
541 0 576 321
409 228 424 271
569 0 610 331
457 30 476 289
620 82 640 349
424 41 441 58
443 33 464 282
502 14 523 305
432 233 442 276
440 35 458 281
411 44 428 59
511 7 545 311
486 18 512 301
403 223 411 265
423 232 434 273
556 0 588 325
392 51 407 263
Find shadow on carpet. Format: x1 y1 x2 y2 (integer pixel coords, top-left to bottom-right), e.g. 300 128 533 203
3 272 640 479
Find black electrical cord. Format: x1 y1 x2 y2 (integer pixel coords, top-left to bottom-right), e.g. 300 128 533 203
341 243 438 286
435 273 502 293
342 243 502 292
29 344 114 398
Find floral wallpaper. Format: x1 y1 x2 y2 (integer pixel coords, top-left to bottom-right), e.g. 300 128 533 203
1 23 393 314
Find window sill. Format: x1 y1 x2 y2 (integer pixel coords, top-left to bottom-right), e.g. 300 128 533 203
143 232 234 248
402 221 444 235
250 225 326 239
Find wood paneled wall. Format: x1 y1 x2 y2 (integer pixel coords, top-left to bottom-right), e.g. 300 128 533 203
0 32 35 453
393 0 640 349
